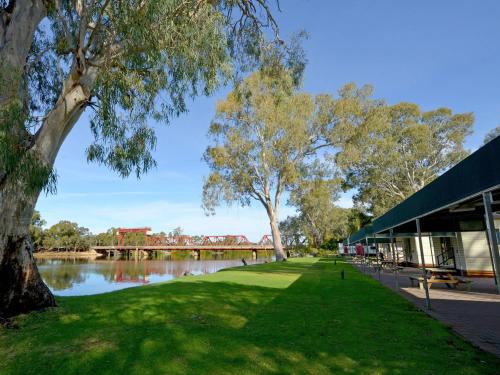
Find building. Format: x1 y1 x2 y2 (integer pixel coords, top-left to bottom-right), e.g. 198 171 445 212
345 135 500 290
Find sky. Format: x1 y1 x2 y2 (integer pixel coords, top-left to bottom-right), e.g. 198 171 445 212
35 0 500 241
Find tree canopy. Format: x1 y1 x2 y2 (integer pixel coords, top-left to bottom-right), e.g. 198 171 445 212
42 220 91 251
288 168 348 247
330 83 473 216
484 126 500 144
1 0 279 192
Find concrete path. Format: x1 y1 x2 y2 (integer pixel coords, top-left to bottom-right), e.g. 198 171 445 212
353 264 500 357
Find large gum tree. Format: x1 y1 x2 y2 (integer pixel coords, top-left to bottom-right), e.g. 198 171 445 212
330 83 473 216
0 0 278 318
202 53 333 261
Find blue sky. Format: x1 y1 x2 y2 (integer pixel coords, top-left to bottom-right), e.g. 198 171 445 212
36 0 500 241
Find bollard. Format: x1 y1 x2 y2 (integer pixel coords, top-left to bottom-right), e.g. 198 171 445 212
341 270 344 280
334 259 337 265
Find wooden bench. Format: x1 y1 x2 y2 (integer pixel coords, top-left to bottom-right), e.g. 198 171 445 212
409 275 462 289
408 275 425 289
409 274 473 291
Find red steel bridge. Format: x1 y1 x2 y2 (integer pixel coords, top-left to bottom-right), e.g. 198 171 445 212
91 227 281 255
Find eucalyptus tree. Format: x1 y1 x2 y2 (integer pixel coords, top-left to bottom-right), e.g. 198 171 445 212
278 215 306 248
42 220 90 251
202 62 333 260
0 0 278 317
331 83 473 216
289 175 348 248
484 126 500 144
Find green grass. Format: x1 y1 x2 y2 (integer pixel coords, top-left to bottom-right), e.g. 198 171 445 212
1 258 498 374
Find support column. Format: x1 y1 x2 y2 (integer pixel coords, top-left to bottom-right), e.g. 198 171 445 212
363 236 368 273
416 218 431 310
374 233 380 280
390 229 399 290
483 191 500 293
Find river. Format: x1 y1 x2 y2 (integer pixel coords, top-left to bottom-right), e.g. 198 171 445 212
36 251 273 296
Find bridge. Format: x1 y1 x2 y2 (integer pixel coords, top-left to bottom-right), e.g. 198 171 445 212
91 227 280 258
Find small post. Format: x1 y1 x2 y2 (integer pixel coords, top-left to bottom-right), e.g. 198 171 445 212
416 218 431 310
334 259 337 265
483 191 500 293
341 269 344 280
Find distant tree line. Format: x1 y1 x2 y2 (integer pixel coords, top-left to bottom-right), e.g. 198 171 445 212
30 212 92 252
29 213 188 252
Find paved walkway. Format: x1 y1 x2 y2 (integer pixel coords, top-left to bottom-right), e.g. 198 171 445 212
353 263 500 357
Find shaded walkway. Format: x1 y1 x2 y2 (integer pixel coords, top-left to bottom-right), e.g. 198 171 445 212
354 264 500 357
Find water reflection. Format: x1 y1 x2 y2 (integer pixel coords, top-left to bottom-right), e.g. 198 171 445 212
36 252 272 296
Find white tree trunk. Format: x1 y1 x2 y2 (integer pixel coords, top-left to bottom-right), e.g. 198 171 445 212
0 63 95 317
266 205 287 261
0 178 55 317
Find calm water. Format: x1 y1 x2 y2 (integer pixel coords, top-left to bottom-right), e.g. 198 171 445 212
36 252 272 296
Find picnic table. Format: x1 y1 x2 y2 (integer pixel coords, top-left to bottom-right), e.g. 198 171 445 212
425 267 459 288
409 267 462 289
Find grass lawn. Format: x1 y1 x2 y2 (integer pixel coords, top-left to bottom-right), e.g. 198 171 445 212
1 258 499 374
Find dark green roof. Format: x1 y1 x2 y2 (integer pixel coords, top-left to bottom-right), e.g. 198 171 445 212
347 225 373 244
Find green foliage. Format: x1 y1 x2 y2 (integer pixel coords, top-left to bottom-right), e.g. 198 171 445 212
84 1 234 177
1 259 498 374
346 207 372 235
203 44 330 221
0 99 57 195
29 210 46 251
331 83 473 216
42 221 91 251
279 215 306 247
319 237 340 250
483 126 500 144
289 166 348 247
3 0 278 193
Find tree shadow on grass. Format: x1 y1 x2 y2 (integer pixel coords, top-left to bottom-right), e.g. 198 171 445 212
1 259 499 375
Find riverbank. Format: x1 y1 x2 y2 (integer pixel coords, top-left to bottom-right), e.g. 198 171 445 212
1 258 498 374
34 251 102 258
